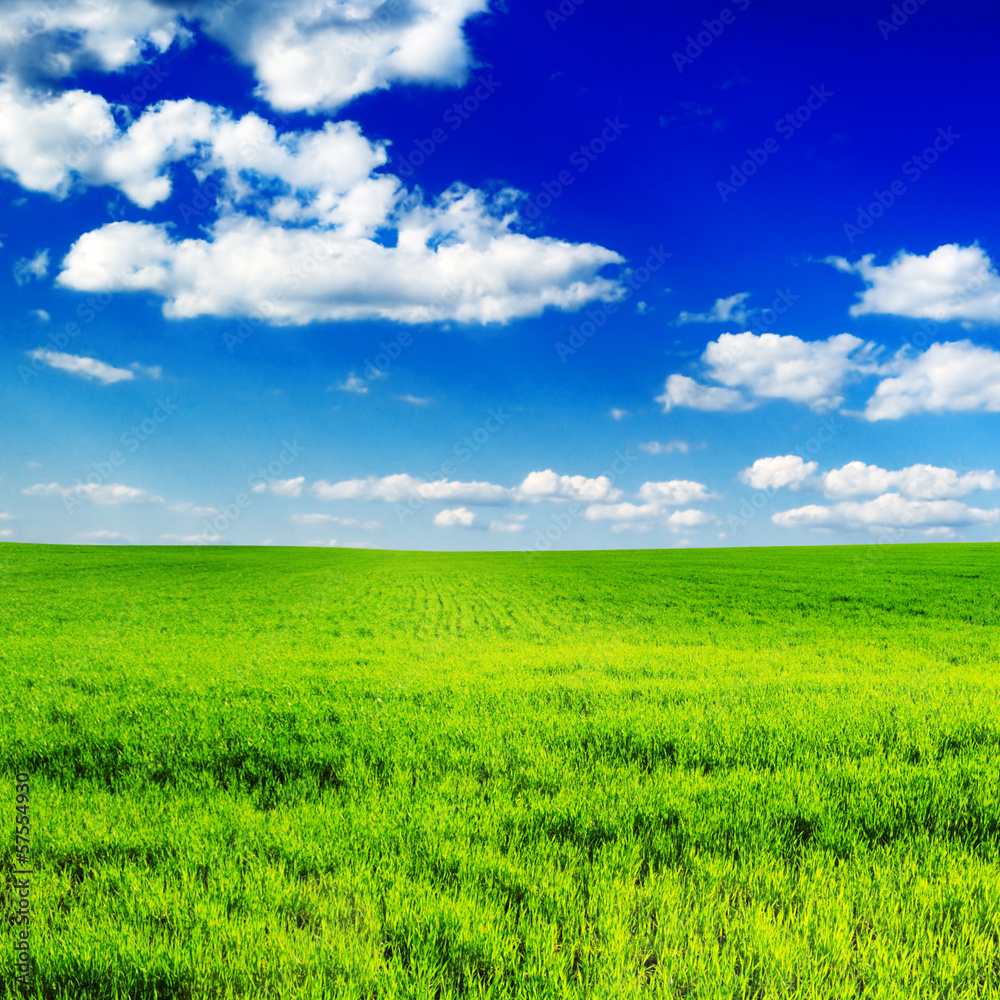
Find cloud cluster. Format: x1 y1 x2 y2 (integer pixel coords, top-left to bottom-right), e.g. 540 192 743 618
23 482 163 504
773 495 1000 531
830 243 1000 322
0 5 625 328
661 328 1000 420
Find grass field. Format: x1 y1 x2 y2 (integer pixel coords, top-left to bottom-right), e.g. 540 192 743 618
1 540 999 998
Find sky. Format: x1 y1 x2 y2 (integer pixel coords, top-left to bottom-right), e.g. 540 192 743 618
2 0 1000 552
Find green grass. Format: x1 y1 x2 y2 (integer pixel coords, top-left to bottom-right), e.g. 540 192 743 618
1 541 999 998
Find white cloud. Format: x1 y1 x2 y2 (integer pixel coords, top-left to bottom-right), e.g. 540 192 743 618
129 362 162 379
666 509 713 529
584 502 662 523
267 477 305 498
311 473 511 505
397 394 432 406
610 408 629 420
27 349 134 384
14 248 49 284
30 309 50 321
656 374 751 413
820 461 1000 500
0 2 188 83
830 244 1000 321
637 480 716 505
23 482 162 505
865 341 1000 420
701 332 880 410
740 455 818 491
677 291 750 324
638 440 690 455
0 529 14 538
515 470 622 503
434 506 476 527
0 513 13 520
773 494 1000 531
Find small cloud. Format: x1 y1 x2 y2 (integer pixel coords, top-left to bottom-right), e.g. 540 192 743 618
171 502 221 518
14 249 49 285
336 373 371 394
129 362 162 379
28 349 134 385
639 440 690 455
0 529 13 538
23 482 163 505
30 309 50 322
397 394 433 406
636 301 648 314
677 291 750 325
434 506 476 527
0 513 13 520
80 530 131 543
610 408 629 420
289 513 380 529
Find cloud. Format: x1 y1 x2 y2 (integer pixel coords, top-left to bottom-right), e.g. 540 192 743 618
829 244 1000 321
637 480 717 505
0 0 487 113
269 477 305 498
30 309 50 321
773 494 1000 531
583 502 713 532
515 470 622 503
397 394 433 406
666 509 713 529
80 530 131 543
0 513 13 520
0 529 14 538
488 518 524 533
23 482 163 505
27 349 135 384
434 506 476 527
677 291 750 324
14 249 49 284
638 440 690 455
610 408 629 420
170 502 221 517
740 455 818 491
656 374 751 413
864 341 1000 420
820 461 1000 500
129 362 162 379
311 473 512 505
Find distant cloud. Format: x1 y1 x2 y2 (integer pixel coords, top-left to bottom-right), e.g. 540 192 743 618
171 502 222 517
30 309 50 322
676 291 750 325
740 456 818 491
773 495 1000 531
26 349 157 385
13 248 49 285
638 440 690 455
23 482 163 505
434 506 476 527
829 243 1000 321
609 408 629 420
637 480 717 505
397 394 433 406
336 374 371 394
656 374 751 413
79 530 131 543
289 513 380 528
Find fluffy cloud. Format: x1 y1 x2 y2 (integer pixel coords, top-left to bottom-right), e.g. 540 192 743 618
23 482 163 504
583 502 713 533
637 480 717 504
656 374 751 413
13 249 49 284
677 291 750 324
864 341 1000 420
773 495 1000 531
830 244 1000 321
740 456 818 491
434 506 476 527
0 1 487 113
516 470 622 503
27 349 134 384
821 461 1000 500
289 513 380 528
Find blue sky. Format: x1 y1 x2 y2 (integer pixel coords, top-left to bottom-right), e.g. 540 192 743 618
3 0 1000 551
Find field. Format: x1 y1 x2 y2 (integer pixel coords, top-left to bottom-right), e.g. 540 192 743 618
1 541 999 998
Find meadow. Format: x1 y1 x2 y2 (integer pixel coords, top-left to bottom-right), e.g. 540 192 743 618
1 540 999 998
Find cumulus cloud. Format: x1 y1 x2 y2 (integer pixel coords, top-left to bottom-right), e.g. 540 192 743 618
14 248 49 284
830 244 1000 321
637 480 717 504
488 518 524 533
434 506 476 527
677 291 750 324
23 482 163 504
821 461 1000 500
864 341 1000 420
656 374 751 413
584 502 714 533
27 349 134 384
773 494 1000 531
0 0 487 113
515 470 622 503
740 455 818 491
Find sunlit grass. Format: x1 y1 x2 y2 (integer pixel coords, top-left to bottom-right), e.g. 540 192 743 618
1 542 999 997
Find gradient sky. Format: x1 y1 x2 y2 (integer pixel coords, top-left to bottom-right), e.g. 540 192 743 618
3 0 1000 551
